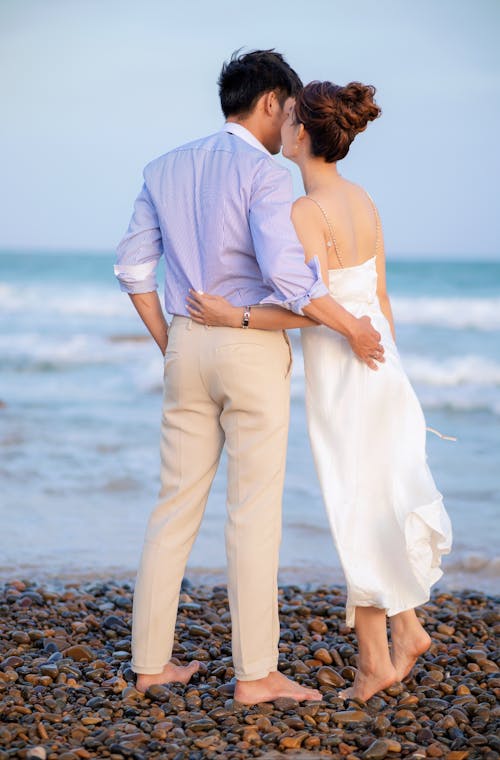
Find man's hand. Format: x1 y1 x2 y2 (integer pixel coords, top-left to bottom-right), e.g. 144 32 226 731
128 292 169 355
348 315 384 370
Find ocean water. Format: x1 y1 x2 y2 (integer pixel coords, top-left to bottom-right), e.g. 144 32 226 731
0 252 499 592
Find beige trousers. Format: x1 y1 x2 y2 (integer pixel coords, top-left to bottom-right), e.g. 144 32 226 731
131 316 292 680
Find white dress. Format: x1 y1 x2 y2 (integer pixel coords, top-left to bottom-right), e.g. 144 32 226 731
300 199 452 628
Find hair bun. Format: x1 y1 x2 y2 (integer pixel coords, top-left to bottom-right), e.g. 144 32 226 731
337 82 381 133
294 79 381 163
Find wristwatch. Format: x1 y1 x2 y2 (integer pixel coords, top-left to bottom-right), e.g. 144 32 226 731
241 306 251 329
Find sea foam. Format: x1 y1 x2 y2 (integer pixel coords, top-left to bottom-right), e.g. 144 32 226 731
392 296 500 330
2 282 500 330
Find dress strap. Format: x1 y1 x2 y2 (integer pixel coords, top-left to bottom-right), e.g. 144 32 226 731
426 426 457 442
304 196 344 268
365 190 381 258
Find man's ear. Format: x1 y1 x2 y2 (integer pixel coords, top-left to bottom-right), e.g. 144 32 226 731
297 123 306 142
262 90 279 116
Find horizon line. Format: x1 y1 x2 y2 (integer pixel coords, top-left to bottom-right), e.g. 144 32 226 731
1 247 499 263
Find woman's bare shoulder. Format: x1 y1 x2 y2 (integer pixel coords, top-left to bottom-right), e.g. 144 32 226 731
346 178 378 206
343 177 367 196
291 195 313 212
291 196 324 230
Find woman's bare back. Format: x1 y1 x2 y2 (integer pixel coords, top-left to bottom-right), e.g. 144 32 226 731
304 177 380 270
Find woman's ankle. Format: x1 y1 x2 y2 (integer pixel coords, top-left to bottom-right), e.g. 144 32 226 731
357 649 393 675
390 609 421 634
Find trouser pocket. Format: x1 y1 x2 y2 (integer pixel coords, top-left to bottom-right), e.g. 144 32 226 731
282 330 293 377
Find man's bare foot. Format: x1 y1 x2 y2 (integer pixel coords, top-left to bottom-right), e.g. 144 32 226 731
234 670 322 705
390 628 431 681
135 660 200 694
340 661 397 702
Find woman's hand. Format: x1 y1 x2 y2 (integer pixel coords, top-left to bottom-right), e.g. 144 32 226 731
186 290 242 328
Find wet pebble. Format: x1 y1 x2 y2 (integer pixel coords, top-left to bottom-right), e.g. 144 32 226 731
363 737 393 759
62 644 94 661
333 709 372 724
317 665 346 687
26 749 47 760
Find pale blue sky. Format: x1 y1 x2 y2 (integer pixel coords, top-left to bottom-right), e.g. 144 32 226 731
1 0 499 257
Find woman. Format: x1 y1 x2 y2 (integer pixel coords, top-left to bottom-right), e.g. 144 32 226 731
187 81 452 701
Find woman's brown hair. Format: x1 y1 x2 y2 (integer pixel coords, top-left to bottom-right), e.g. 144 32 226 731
294 81 381 162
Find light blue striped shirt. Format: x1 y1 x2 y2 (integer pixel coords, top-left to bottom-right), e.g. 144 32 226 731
114 123 329 315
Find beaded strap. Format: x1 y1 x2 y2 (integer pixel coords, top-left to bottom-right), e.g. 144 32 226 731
306 190 381 264
304 196 344 269
365 190 381 258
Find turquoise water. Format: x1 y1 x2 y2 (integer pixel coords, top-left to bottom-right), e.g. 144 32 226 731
0 251 499 591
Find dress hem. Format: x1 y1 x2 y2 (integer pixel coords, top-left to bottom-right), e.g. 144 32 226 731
344 494 452 629
345 587 438 629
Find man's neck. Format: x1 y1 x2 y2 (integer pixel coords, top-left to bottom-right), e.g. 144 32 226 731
226 117 270 152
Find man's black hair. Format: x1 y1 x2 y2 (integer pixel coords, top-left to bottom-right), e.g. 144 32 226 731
218 49 303 118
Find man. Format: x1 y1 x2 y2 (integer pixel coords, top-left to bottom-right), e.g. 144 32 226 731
114 49 383 705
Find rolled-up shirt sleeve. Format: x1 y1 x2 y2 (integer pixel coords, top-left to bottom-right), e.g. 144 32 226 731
114 179 163 294
249 160 329 315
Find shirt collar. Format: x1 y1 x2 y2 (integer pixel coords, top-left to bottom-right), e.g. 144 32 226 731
222 122 271 156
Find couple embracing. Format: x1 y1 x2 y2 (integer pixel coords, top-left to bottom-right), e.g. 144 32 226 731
114 49 452 705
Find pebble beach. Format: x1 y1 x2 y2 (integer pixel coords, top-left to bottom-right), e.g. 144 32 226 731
1 578 498 760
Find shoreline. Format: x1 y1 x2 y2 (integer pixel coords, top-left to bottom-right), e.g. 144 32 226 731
0 578 498 759
0 562 497 596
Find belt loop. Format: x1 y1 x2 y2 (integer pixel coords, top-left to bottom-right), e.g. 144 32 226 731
187 318 193 331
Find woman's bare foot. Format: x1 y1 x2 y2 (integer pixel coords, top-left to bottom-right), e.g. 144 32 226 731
390 610 431 681
390 629 431 681
339 605 399 702
135 660 200 694
234 670 322 705
340 661 397 702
